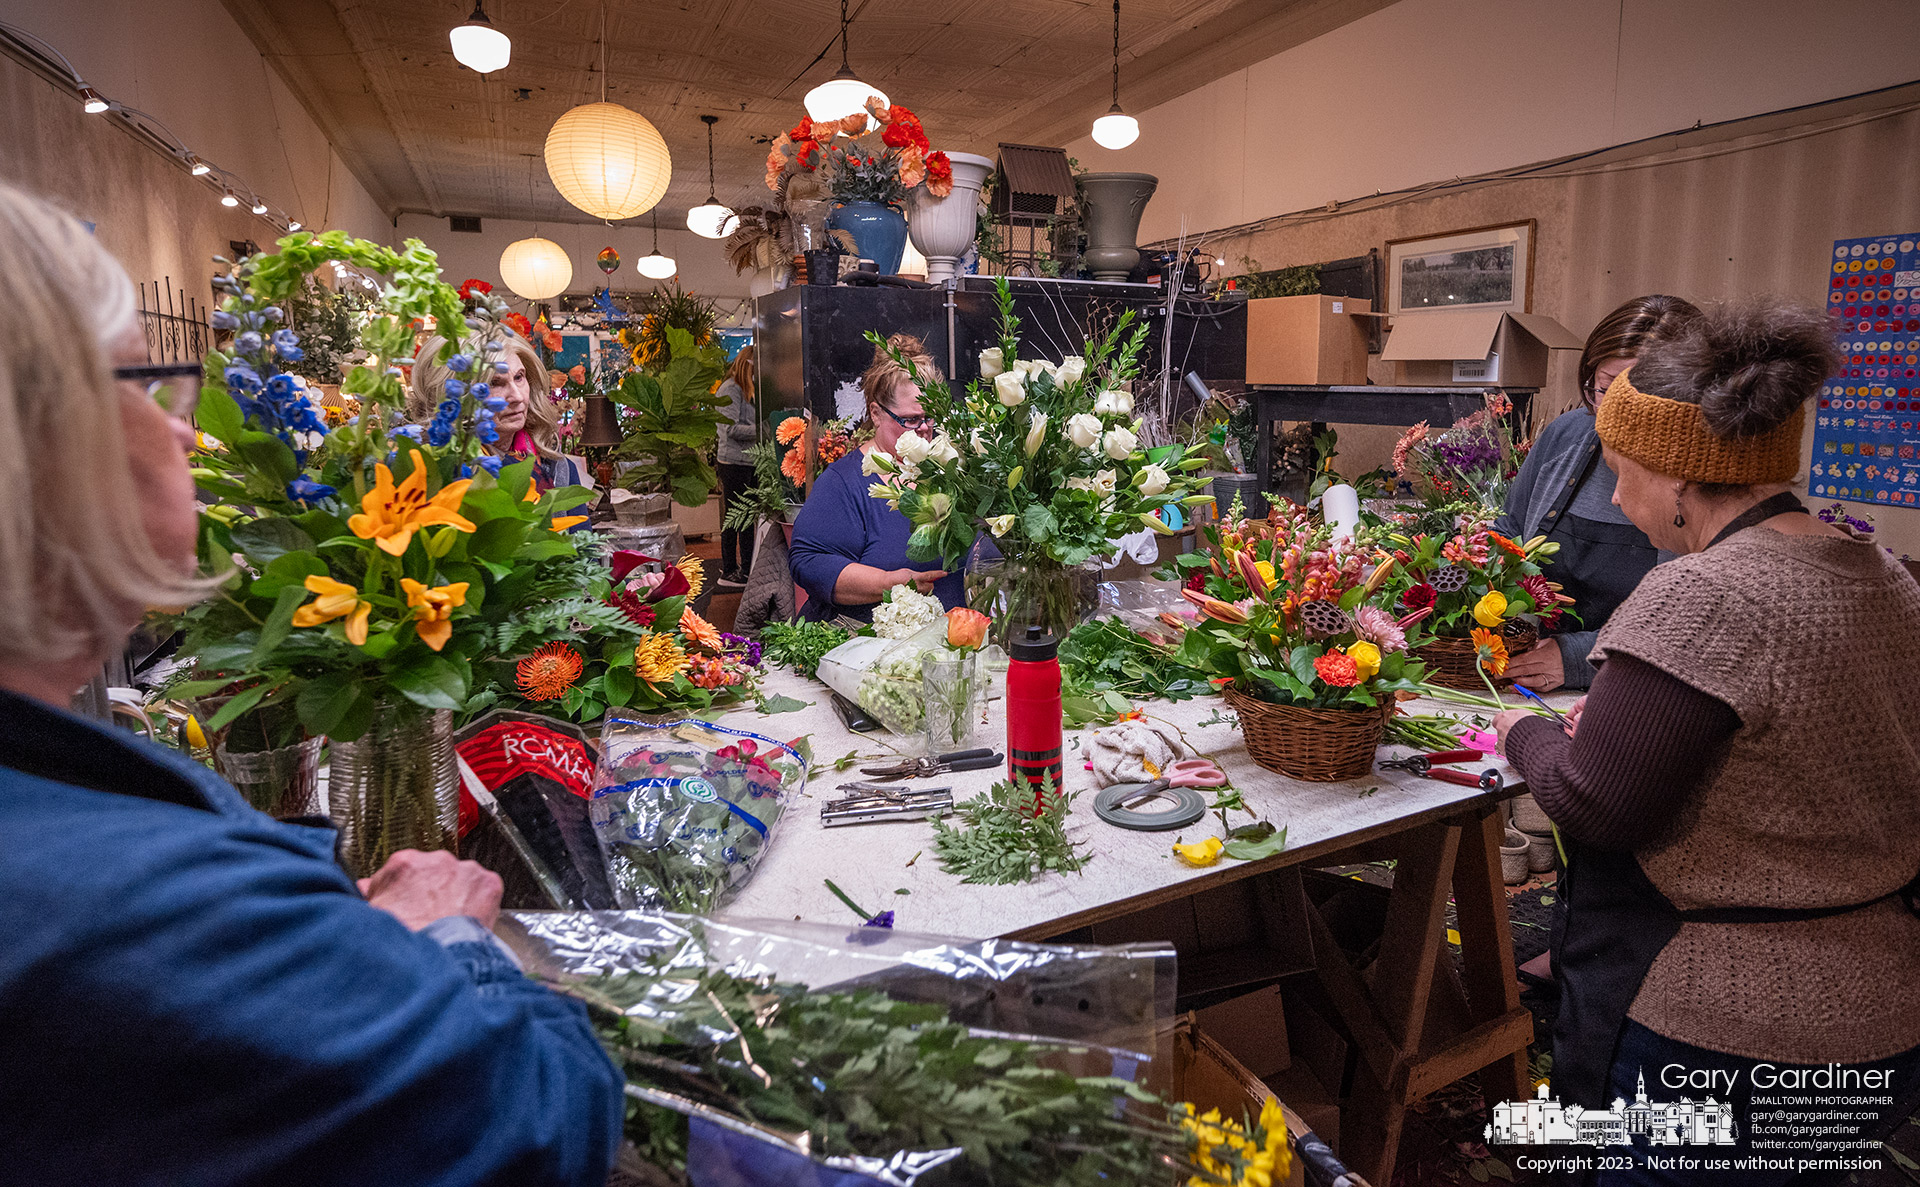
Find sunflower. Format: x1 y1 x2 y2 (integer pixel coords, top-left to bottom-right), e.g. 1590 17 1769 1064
634 632 690 686
679 607 723 652
1470 626 1510 677
516 642 584 700
675 555 705 600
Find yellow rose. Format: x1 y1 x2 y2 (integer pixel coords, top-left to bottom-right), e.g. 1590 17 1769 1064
1172 836 1224 867
1254 559 1277 590
1473 590 1509 627
1346 640 1381 680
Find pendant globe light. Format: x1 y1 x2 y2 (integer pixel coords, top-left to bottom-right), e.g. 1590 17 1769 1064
1090 0 1139 150
804 0 887 133
687 115 739 239
636 211 677 279
449 1 511 74
501 154 574 300
544 4 671 220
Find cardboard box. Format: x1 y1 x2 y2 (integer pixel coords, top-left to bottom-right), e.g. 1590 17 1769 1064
1195 985 1291 1079
1380 309 1582 388
1150 1015 1315 1187
1247 295 1373 385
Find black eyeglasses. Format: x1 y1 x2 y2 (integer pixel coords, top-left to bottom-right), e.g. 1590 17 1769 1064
114 361 203 422
878 403 936 433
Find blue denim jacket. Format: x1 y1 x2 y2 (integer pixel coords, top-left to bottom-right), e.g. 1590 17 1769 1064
0 688 623 1186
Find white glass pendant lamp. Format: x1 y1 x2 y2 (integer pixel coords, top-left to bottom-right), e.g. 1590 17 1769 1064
1090 0 1139 150
636 212 677 279
450 2 511 73
803 0 886 131
686 115 738 239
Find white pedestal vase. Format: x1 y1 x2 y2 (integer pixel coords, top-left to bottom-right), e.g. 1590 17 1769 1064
906 152 994 284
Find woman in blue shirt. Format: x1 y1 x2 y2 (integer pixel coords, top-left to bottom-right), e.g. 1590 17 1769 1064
790 334 962 621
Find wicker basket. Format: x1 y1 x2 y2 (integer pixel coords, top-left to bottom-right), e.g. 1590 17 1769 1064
1417 620 1539 690
1223 687 1391 782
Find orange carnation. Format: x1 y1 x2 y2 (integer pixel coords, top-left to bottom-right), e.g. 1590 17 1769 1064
1313 651 1362 687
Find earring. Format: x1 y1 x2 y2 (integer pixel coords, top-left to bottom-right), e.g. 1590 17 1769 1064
1673 493 1686 529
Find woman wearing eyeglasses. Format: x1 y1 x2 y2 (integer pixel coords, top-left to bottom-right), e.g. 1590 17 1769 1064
789 334 960 622
1493 294 1701 691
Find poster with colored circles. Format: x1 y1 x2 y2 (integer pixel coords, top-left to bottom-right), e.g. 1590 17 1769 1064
1810 234 1920 510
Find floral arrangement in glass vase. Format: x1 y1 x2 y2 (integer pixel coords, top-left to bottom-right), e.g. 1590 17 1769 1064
1387 394 1529 532
766 99 953 205
1166 502 1432 780
161 232 597 873
1383 510 1570 691
861 280 1213 644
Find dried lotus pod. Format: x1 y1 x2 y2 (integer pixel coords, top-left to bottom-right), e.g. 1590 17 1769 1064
1299 599 1352 637
1430 564 1471 593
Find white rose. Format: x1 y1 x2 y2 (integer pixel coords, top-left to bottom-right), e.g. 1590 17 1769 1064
895 430 933 467
978 347 1005 378
1057 356 1087 388
1102 426 1139 460
929 432 960 464
993 370 1025 407
1014 358 1046 377
1093 389 1133 417
1024 410 1049 457
1065 475 1097 493
985 514 1016 536
862 449 895 477
1137 463 1170 497
1093 468 1118 497
1066 412 1102 449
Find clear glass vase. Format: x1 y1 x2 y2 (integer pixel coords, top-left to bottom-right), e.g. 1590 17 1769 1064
965 546 1100 650
921 649 985 755
326 702 458 880
190 695 320 818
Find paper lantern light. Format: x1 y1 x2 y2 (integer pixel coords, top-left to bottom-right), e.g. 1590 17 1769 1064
499 237 573 300
544 102 672 221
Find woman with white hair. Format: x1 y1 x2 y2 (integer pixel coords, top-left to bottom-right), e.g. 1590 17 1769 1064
0 181 622 1185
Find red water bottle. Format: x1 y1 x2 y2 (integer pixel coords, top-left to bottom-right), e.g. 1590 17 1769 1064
1006 626 1064 814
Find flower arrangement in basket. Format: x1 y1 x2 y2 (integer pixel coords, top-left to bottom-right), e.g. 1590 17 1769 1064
1383 510 1570 691
1388 394 1528 533
862 279 1214 645
766 99 953 206
1169 503 1429 781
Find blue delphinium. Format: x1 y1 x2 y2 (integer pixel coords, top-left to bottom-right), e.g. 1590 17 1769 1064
427 418 453 447
475 455 504 476
210 310 240 331
391 424 424 441
447 353 474 375
444 378 467 399
286 477 336 504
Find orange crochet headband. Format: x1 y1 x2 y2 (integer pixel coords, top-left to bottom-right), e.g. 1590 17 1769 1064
1593 368 1805 485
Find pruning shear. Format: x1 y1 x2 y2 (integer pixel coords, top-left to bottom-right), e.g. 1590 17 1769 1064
821 785 955 826
1378 748 1504 790
859 748 1003 782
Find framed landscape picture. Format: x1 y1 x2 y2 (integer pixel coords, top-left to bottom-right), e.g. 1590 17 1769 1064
1385 221 1535 315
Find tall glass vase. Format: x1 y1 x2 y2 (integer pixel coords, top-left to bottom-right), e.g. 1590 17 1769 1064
190 695 321 818
966 545 1100 649
921 649 985 755
327 702 458 880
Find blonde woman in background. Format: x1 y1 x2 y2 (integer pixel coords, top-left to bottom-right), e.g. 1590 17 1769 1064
0 180 621 1184
409 329 585 491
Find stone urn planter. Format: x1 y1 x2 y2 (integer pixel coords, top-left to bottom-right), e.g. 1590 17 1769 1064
1499 828 1532 886
906 151 995 283
1078 172 1157 281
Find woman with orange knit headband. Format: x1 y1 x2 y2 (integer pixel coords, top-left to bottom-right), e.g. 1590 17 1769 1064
1493 298 1920 1186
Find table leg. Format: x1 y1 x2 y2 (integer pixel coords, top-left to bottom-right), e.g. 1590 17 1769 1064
1339 822 1460 1186
1451 806 1534 1105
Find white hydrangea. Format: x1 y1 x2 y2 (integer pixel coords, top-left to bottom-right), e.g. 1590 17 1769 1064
873 584 943 639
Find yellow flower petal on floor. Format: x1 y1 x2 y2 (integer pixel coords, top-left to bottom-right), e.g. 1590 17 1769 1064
1172 836 1224 866
1472 589 1508 627
634 632 690 685
400 577 468 652
292 574 372 645
349 449 476 556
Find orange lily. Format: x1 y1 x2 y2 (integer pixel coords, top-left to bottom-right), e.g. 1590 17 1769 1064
349 449 476 556
1182 587 1248 625
550 515 589 532
400 577 469 651
291 575 371 645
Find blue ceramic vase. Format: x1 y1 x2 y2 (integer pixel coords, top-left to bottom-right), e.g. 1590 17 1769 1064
826 200 908 275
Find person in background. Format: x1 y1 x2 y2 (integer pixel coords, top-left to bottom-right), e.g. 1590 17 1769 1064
409 330 585 491
1494 299 1920 1186
0 180 623 1186
1496 294 1701 690
789 333 957 622
715 343 759 585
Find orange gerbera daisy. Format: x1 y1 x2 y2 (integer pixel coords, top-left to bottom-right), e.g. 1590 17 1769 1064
679 607 723 652
775 416 807 446
780 447 808 484
349 449 475 556
1488 532 1528 558
515 642 584 700
1470 627 1510 677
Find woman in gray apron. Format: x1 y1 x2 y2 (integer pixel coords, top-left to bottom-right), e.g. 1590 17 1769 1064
1495 298 1920 1185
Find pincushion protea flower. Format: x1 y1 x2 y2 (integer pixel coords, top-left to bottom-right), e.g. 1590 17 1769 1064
516 642 584 700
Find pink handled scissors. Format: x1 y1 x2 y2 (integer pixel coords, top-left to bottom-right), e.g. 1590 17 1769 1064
1161 758 1228 788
